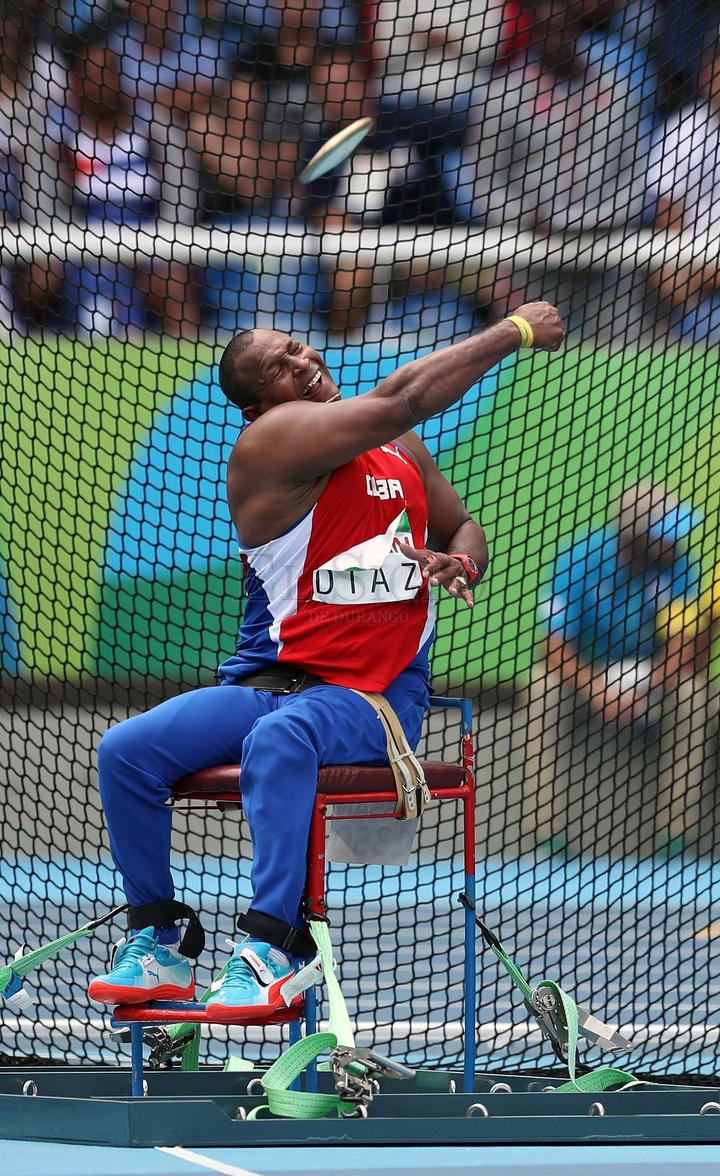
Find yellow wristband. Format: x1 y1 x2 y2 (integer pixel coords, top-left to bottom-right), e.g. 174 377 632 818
505 315 534 349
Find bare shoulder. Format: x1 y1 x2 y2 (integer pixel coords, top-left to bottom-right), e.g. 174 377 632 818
230 402 299 464
227 408 310 510
228 403 311 491
227 414 330 546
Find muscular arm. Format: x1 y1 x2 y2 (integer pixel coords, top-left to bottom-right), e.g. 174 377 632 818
394 430 488 606
399 429 488 566
238 304 563 484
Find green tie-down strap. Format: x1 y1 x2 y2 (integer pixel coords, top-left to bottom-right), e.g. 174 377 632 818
246 1031 357 1119
247 920 366 1120
471 909 639 1092
530 980 638 1093
166 919 363 1115
172 960 232 1073
0 905 129 1004
148 920 361 1096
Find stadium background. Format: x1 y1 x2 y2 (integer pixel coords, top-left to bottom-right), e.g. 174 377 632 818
2 0 720 1079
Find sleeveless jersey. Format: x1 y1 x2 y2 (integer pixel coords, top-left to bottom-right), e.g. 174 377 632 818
218 443 435 692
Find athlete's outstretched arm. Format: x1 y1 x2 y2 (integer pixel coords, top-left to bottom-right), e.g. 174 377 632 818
239 302 564 482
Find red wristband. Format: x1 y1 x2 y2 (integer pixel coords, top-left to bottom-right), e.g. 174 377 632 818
449 553 481 585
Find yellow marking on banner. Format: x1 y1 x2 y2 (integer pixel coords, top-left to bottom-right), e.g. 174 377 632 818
695 924 720 941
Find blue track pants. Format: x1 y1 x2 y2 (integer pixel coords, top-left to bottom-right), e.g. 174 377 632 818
98 667 428 930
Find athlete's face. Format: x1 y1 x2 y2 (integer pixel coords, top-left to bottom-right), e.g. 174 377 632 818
240 330 340 422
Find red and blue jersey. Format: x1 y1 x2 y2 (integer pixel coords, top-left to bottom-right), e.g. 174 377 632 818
218 442 435 692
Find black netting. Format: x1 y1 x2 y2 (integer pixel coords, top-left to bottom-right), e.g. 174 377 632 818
1 0 720 1080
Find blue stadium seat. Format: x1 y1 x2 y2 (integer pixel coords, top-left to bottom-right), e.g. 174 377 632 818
364 288 479 346
204 255 331 334
64 260 147 336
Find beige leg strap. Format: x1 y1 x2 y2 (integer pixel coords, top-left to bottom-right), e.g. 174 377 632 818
349 690 431 820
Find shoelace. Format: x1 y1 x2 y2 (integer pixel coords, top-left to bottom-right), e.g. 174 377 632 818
222 940 288 990
115 933 156 969
224 950 267 990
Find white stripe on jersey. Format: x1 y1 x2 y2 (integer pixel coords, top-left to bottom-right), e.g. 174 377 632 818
239 508 316 658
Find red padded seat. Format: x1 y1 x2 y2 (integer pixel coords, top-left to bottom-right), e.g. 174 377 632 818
172 762 464 802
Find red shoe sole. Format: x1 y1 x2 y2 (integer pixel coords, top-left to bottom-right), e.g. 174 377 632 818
87 980 196 1005
206 996 303 1024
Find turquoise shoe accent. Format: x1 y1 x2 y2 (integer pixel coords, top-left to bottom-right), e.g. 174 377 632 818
87 926 195 1005
205 939 300 1019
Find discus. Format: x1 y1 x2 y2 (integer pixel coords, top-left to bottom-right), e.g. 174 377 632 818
299 116 374 184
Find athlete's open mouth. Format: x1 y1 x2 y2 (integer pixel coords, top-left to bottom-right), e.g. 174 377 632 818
303 370 321 396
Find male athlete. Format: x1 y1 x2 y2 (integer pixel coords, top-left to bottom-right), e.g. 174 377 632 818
89 303 564 1015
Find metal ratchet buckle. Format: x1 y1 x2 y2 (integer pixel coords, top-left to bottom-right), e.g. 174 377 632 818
526 985 632 1058
109 1024 190 1069
526 986 569 1058
146 1027 198 1070
332 1046 415 1113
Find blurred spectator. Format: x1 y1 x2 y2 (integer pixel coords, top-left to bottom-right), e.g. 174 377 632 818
108 0 223 331
188 72 295 220
0 4 67 331
186 22 345 227
109 0 232 124
373 0 503 103
455 0 655 230
517 481 720 857
249 0 358 66
108 0 222 228
105 0 231 333
0 10 23 332
189 7 365 332
331 0 502 226
0 4 67 223
189 1 249 66
53 0 115 43
29 35 161 336
186 12 324 333
302 46 369 220
580 0 659 133
57 40 160 227
647 50 720 346
649 0 720 113
497 0 533 63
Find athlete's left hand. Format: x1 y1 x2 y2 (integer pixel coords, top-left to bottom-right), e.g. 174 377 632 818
397 542 474 608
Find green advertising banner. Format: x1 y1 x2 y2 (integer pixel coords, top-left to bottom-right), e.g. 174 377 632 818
1 338 719 688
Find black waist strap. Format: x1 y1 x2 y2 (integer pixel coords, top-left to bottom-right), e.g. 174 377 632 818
231 665 327 694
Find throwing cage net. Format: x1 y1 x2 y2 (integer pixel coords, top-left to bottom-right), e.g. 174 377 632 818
2 0 720 1078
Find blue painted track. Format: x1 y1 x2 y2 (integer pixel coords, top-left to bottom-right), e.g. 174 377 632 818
3 1141 720 1176
3 853 720 1173
3 850 720 1071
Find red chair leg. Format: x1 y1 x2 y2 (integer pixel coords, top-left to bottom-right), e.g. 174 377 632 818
306 795 327 923
303 797 328 1092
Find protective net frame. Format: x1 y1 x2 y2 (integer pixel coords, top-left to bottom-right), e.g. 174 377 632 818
2 0 720 1079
